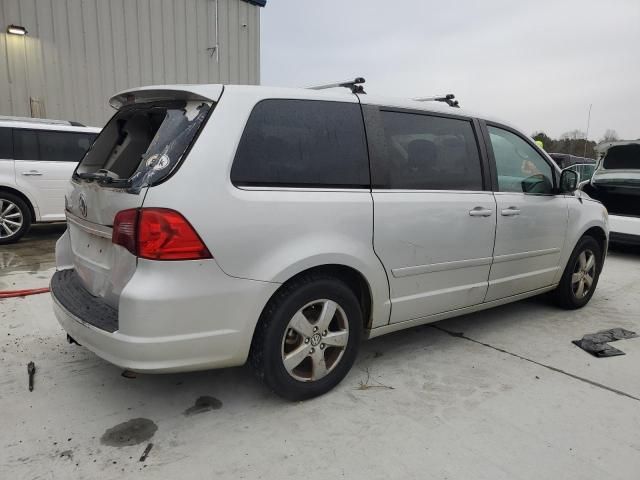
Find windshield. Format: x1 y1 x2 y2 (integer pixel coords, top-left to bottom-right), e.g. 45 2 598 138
603 144 640 170
74 100 212 193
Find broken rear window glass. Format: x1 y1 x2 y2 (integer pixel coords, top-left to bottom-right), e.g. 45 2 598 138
74 100 212 194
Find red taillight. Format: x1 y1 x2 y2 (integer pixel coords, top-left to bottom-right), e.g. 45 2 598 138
112 208 212 261
112 209 138 254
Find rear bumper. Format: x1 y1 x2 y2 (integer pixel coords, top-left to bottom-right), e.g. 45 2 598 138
51 262 279 373
609 215 640 245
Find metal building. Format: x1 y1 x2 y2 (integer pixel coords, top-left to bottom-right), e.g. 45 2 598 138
0 0 264 127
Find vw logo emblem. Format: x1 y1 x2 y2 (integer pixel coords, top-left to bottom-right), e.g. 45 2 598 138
310 333 322 347
79 194 88 218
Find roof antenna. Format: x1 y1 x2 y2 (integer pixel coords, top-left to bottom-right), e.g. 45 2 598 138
307 77 366 94
413 93 460 108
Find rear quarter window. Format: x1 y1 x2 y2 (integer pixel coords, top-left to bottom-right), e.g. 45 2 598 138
231 99 370 188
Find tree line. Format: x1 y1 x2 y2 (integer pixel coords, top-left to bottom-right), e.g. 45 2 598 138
532 129 619 159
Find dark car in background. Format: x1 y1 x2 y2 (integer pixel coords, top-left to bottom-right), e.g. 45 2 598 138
549 153 597 183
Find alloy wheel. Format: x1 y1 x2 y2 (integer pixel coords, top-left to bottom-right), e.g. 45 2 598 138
0 200 24 239
281 299 349 382
571 249 596 299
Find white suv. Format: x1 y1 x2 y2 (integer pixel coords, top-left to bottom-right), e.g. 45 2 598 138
51 83 609 400
0 117 100 243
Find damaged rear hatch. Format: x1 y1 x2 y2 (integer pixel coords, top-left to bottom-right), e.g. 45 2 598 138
60 86 220 314
584 143 640 217
592 143 640 189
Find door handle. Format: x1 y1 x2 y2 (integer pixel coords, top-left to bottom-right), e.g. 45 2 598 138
469 207 493 217
21 170 43 176
501 206 521 216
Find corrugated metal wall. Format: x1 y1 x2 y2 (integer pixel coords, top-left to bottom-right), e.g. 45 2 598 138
0 0 260 127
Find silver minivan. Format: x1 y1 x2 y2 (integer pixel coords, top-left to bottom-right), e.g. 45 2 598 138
51 83 608 400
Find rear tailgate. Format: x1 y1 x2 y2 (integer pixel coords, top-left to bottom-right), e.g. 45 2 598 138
59 86 222 310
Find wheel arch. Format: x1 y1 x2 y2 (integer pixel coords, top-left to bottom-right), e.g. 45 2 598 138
582 226 607 257
0 185 37 222
255 263 375 339
555 223 608 285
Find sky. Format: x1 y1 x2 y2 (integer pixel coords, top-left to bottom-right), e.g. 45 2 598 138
260 0 640 141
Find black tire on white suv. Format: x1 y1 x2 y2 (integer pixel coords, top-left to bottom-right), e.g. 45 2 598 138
0 192 31 245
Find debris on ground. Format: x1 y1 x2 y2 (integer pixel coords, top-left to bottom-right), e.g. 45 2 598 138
27 361 35 391
183 396 223 416
572 328 638 357
356 368 394 391
121 370 137 379
59 450 73 460
139 443 153 462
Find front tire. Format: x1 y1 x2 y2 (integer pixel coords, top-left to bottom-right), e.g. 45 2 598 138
250 273 362 401
553 235 602 309
0 193 31 244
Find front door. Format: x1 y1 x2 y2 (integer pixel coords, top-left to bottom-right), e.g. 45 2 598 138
366 107 496 324
13 128 96 221
484 124 568 301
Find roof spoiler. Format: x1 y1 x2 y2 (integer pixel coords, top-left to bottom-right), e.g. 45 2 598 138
109 87 221 109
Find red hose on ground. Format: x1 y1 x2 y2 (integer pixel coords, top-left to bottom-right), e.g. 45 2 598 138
0 287 50 299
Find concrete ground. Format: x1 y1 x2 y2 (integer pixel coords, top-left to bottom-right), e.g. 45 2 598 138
2 225 640 479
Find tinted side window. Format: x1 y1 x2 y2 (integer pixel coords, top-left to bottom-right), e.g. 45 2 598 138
13 129 39 159
14 129 97 162
0 128 12 158
488 126 554 194
375 111 483 190
231 100 369 187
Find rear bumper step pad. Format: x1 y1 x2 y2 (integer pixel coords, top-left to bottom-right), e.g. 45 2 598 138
51 269 118 333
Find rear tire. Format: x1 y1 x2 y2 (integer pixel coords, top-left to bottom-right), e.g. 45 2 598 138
553 235 602 309
0 192 31 244
250 273 362 401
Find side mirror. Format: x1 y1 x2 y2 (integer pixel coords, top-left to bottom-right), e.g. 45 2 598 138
559 169 579 193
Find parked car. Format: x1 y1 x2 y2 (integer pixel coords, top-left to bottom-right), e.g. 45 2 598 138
548 153 596 170
0 116 100 243
548 153 597 182
564 163 597 183
581 142 640 245
51 84 608 400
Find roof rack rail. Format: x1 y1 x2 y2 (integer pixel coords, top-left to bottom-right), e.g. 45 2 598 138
0 115 71 126
307 77 366 94
0 115 87 126
413 93 460 108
